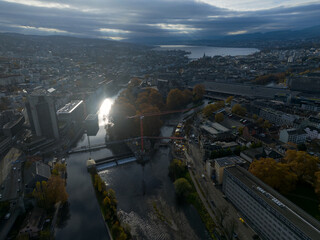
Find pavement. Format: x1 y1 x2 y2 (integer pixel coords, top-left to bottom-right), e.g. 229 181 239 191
0 148 23 201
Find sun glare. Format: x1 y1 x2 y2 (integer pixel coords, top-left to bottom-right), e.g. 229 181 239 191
98 98 112 126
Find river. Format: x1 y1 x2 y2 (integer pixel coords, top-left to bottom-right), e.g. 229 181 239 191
56 93 211 240
154 45 259 59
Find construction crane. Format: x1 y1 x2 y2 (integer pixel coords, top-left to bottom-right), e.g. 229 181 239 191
127 108 192 152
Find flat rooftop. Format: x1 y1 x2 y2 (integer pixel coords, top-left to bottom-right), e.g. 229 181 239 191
192 82 300 99
225 166 320 239
85 114 98 121
57 100 83 114
215 156 244 167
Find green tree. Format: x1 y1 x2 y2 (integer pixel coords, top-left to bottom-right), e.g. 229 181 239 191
168 159 187 180
174 178 192 198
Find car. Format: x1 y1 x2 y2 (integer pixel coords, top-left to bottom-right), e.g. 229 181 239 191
18 179 21 182
13 167 16 170
0 194 2 199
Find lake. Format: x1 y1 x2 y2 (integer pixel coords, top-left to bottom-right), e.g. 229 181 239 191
154 45 259 59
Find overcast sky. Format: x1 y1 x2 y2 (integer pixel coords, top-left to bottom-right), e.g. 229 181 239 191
0 0 319 41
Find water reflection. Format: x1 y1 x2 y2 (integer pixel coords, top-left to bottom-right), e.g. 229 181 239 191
98 98 113 126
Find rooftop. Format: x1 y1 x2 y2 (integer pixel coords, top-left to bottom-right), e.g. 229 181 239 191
196 82 300 99
57 100 83 114
225 166 320 240
85 114 98 121
215 156 244 167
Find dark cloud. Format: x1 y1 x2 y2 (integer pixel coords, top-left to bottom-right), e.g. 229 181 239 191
0 0 319 41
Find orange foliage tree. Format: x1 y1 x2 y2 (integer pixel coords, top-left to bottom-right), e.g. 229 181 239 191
166 88 192 110
249 158 297 193
33 176 68 209
283 150 319 183
192 84 205 102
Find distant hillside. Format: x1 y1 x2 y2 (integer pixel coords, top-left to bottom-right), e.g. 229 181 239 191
128 25 320 49
2 25 320 50
180 25 320 49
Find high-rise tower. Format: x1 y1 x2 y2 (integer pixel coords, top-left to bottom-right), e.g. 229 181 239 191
25 88 59 139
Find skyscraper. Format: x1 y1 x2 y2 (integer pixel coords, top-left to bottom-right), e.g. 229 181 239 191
25 88 59 140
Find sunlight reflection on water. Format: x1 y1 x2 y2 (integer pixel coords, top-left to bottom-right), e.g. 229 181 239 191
98 98 113 126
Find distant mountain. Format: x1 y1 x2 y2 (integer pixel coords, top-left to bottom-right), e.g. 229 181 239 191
1 25 320 50
128 25 320 49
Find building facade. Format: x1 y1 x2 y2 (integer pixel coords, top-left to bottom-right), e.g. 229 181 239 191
26 94 59 139
223 166 320 240
279 128 306 144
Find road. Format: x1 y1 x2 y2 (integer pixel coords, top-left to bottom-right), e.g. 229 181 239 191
186 143 256 240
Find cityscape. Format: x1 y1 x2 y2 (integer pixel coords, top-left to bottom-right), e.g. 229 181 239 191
1 1 320 240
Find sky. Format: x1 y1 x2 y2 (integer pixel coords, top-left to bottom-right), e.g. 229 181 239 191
0 0 319 42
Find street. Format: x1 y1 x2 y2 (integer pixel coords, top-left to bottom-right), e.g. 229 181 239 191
185 143 256 240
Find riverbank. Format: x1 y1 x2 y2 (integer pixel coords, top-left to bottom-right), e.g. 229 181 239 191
89 169 130 240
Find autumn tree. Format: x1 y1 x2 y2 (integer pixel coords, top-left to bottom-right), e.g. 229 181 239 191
174 178 192 198
231 104 247 116
192 84 205 102
52 163 66 176
283 150 319 183
225 96 234 104
215 112 224 123
203 101 225 118
166 89 185 110
128 77 142 90
182 89 193 105
256 117 264 125
111 222 127 240
108 97 137 139
136 88 164 110
249 158 297 193
94 174 107 193
33 176 68 209
102 189 118 224
0 97 10 110
263 120 271 129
